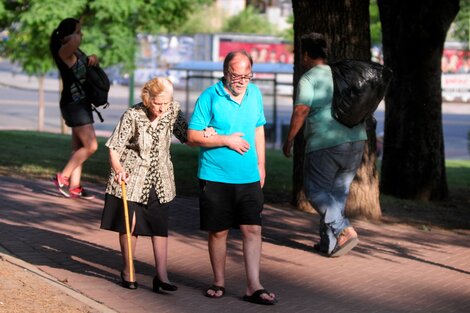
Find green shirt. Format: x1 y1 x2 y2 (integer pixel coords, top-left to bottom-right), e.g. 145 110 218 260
295 65 367 153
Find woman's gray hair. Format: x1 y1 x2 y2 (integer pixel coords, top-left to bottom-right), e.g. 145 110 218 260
141 77 173 108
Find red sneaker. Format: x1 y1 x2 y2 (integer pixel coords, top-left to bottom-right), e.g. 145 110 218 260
52 173 70 197
69 186 95 200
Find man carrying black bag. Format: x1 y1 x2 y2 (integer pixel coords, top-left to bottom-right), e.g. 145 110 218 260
282 33 367 257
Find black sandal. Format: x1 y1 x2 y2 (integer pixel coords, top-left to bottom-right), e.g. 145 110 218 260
205 285 225 298
243 289 277 305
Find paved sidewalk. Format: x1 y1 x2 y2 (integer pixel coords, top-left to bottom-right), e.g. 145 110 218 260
1 175 470 313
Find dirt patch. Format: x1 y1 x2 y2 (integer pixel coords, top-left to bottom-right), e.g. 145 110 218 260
268 187 470 231
380 187 470 230
0 255 100 313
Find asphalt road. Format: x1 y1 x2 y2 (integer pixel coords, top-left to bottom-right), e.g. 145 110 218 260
0 67 469 159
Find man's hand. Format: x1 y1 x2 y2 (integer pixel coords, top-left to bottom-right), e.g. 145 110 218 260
282 104 310 158
258 165 266 188
283 139 293 157
226 132 249 155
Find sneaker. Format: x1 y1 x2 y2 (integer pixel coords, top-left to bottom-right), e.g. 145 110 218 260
69 186 95 200
330 227 359 258
52 173 70 197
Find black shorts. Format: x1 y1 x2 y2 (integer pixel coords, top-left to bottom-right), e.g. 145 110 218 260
199 179 264 232
60 99 94 127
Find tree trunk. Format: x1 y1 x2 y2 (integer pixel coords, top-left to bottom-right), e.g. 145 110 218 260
38 75 45 132
378 0 459 201
292 0 381 219
346 120 381 220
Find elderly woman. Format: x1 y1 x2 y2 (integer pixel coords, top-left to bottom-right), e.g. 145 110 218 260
100 77 190 292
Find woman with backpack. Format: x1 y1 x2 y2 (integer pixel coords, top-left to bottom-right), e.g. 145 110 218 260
49 18 98 199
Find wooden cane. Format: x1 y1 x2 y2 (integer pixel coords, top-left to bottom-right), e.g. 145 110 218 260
121 181 135 282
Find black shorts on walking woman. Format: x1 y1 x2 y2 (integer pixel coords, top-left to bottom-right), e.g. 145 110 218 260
60 99 94 127
101 187 170 237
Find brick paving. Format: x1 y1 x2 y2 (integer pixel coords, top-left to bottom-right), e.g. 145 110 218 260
1 175 470 313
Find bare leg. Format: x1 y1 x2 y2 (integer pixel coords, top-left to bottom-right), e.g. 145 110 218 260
151 236 169 282
206 229 229 297
68 129 83 187
240 225 275 301
62 124 98 187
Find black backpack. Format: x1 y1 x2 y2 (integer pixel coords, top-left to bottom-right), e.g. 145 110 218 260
69 53 111 122
330 60 392 128
84 64 110 108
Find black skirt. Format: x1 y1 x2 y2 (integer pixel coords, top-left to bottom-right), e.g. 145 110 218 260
100 187 170 237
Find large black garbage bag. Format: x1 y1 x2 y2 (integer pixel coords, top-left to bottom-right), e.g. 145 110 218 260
330 60 392 128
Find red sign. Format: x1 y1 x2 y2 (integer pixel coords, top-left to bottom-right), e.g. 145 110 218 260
218 40 294 64
442 49 470 73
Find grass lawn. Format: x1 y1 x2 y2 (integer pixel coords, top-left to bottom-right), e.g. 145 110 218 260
1 130 469 229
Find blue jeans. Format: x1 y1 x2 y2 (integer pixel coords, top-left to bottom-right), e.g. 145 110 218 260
304 141 365 254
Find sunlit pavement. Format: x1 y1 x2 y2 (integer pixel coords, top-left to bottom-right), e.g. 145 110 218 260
1 175 470 312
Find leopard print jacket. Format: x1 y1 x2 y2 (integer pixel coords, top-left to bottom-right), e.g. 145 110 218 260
105 101 188 204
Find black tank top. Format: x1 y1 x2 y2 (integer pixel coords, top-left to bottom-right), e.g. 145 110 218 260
56 49 88 105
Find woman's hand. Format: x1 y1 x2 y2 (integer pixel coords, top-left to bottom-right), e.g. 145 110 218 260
203 127 217 138
114 171 129 184
87 54 99 66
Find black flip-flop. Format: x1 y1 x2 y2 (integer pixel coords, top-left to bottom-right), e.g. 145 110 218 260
205 285 225 299
243 289 277 305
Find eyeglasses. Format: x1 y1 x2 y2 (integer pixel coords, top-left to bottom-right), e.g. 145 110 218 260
227 71 254 82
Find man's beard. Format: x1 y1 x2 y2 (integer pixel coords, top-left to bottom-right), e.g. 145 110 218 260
226 81 242 96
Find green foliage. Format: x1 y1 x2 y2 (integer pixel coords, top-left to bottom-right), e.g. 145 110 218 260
280 14 294 43
222 5 275 35
0 3 6 27
0 1 22 29
172 3 225 35
369 0 382 45
0 0 210 75
2 0 87 75
452 0 470 46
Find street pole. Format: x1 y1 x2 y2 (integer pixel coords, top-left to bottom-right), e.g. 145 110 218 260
128 72 135 107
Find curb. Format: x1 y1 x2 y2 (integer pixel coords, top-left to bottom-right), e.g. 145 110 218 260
0 80 59 94
0 245 117 313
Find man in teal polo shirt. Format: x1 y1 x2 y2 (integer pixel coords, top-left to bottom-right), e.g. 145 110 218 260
188 51 276 305
283 33 366 257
